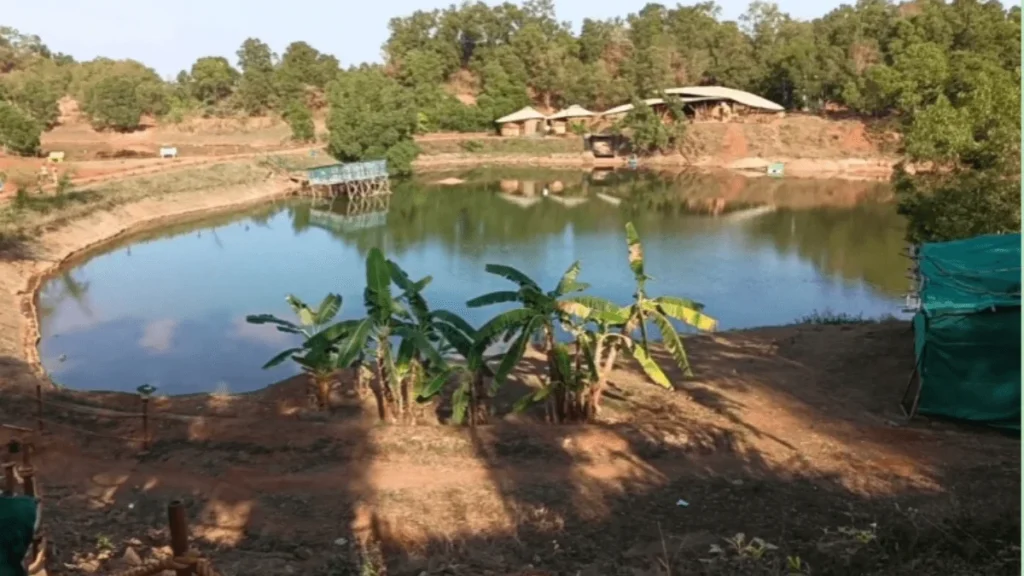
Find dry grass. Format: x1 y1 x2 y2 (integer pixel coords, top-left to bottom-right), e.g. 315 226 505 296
0 159 290 241
418 136 585 156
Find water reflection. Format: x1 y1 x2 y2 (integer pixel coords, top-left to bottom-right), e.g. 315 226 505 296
37 168 908 394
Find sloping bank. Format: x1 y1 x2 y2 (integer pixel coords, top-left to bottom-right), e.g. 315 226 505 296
0 161 298 394
411 152 898 181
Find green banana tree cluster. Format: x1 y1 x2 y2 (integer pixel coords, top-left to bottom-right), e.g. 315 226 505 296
245 293 347 409
247 248 478 423
248 222 717 424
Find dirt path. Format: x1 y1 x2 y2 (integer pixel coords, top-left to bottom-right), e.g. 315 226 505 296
0 146 315 203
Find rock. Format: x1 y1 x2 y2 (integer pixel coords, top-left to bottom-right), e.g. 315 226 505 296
293 546 313 560
122 547 143 566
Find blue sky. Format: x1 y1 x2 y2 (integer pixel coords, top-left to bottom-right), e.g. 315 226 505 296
0 0 1002 78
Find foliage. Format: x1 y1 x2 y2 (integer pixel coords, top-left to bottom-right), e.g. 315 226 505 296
246 293 348 409
326 67 420 176
251 220 717 425
3 2 1019 242
275 41 339 106
283 100 315 143
83 74 144 131
187 56 239 106
616 94 688 155
0 102 41 155
235 38 277 115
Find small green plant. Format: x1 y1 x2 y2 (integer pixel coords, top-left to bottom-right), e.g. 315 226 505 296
459 139 484 153
247 293 350 410
798 309 870 325
786 555 811 575
719 533 779 559
96 535 114 551
284 101 315 143
55 170 74 195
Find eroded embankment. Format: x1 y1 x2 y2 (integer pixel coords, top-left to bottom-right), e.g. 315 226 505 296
412 152 898 181
0 177 297 392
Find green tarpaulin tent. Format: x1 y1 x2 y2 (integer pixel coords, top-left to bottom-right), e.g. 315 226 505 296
0 496 37 576
905 233 1021 429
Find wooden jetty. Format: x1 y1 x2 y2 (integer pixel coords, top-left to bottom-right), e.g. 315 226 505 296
301 160 391 200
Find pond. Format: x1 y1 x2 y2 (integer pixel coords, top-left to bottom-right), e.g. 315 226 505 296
38 168 910 395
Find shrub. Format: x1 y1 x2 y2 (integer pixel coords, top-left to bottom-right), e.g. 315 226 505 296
84 75 143 132
284 101 315 143
0 102 42 156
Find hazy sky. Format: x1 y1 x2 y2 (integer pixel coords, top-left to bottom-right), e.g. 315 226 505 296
0 0 992 78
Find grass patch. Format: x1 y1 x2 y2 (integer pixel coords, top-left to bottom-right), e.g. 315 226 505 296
0 160 274 241
418 136 584 156
796 309 896 325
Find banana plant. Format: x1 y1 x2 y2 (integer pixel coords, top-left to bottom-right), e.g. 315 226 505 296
386 258 468 422
468 260 616 422
246 293 350 409
414 311 498 426
601 222 718 398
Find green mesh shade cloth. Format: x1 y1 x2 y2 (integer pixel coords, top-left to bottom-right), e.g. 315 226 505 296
912 233 1021 429
0 496 37 576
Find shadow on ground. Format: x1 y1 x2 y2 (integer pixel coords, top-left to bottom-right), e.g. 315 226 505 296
2 322 1019 576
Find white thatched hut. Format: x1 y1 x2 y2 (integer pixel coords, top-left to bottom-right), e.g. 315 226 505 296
496 106 546 136
547 104 595 135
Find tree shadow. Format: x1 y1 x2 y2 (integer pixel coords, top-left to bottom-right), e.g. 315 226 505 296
0 366 382 575
364 323 1020 575
0 233 35 263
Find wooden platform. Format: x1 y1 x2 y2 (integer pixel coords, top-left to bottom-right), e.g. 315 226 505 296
302 160 391 200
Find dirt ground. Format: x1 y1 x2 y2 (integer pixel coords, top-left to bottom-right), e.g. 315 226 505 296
1 112 898 203
0 112 1014 575
0 321 1019 576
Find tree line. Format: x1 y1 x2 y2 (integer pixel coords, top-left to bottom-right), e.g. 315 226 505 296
0 0 1020 242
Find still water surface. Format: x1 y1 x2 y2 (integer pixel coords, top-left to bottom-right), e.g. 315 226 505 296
38 169 909 394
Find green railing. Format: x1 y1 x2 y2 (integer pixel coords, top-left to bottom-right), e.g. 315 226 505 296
306 160 388 186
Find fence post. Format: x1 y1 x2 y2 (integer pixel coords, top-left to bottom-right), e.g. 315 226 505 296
141 397 150 451
168 500 192 576
20 444 35 498
1 462 14 496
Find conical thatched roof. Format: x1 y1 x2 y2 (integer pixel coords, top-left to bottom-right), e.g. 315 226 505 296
495 106 546 124
548 104 595 120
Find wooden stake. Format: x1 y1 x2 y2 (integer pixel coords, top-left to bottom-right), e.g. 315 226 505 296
35 384 43 432
141 397 150 451
168 500 192 576
2 462 15 496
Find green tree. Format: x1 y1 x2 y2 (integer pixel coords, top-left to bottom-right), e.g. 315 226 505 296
189 56 238 105
326 67 420 176
235 38 277 115
3 72 60 127
0 102 41 156
283 100 315 142
616 95 688 155
84 75 143 131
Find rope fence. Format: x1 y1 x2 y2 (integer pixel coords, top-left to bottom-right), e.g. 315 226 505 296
2 439 224 576
1 383 254 453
